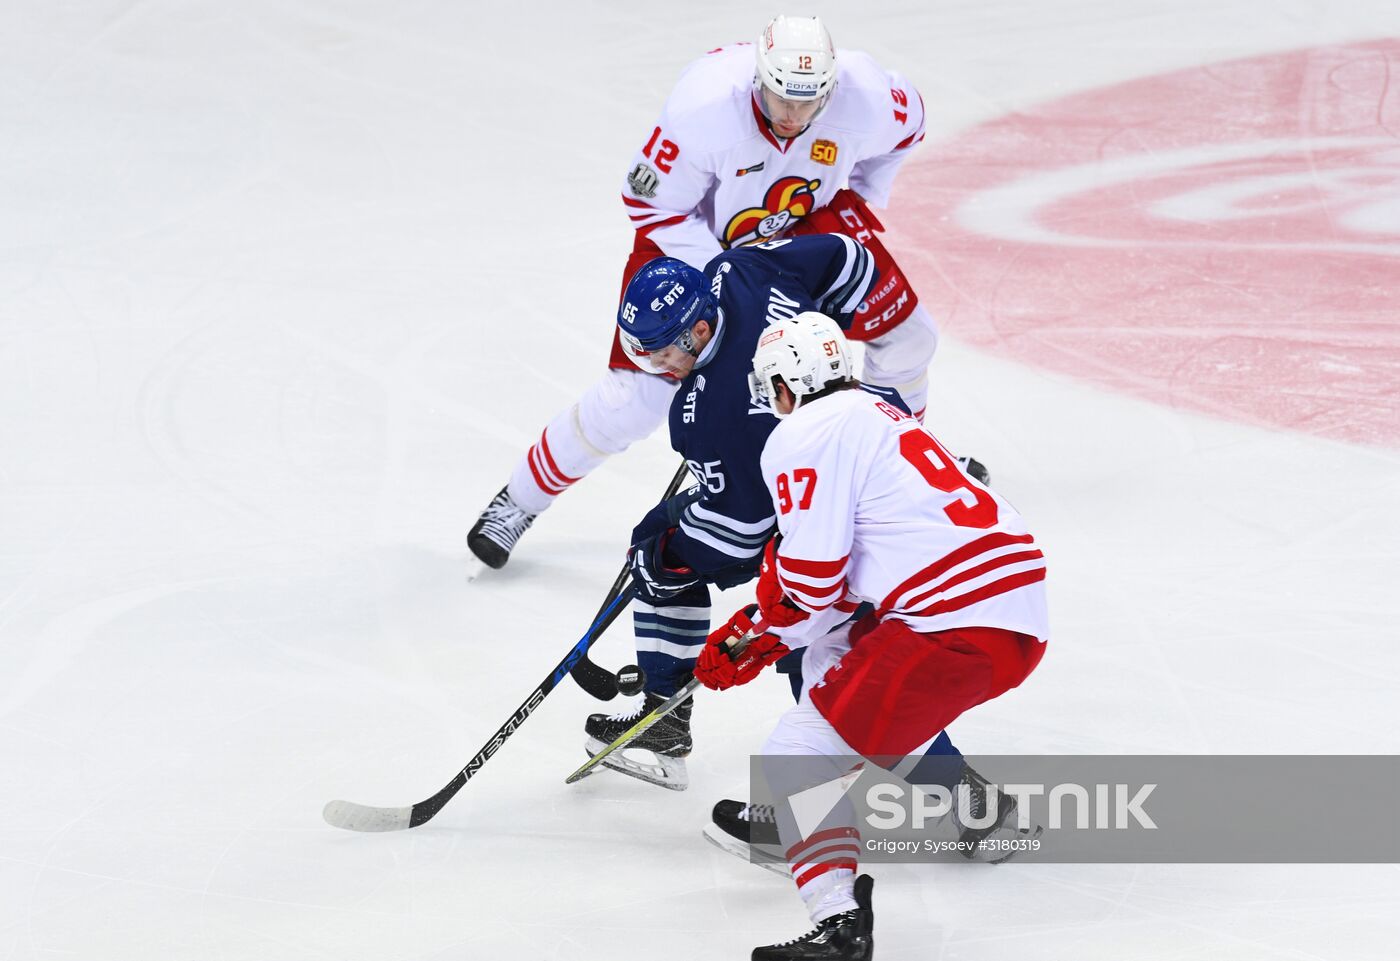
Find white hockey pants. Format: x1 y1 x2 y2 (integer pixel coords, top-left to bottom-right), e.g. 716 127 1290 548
859 303 939 420
507 368 679 515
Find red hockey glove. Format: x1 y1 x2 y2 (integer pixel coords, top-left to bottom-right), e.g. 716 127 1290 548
756 538 810 628
695 605 789 692
785 188 919 342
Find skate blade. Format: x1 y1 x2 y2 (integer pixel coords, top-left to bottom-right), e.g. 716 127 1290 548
702 824 790 877
584 737 689 791
464 556 488 583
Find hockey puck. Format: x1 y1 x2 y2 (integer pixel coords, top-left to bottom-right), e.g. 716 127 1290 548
614 664 647 697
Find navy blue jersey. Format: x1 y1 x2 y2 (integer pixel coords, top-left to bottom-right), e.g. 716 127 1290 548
657 233 879 577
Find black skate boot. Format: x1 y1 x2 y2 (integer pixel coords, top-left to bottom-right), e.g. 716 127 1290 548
956 456 991 487
954 763 1042 863
703 800 787 875
584 691 692 790
752 874 874 960
467 486 538 569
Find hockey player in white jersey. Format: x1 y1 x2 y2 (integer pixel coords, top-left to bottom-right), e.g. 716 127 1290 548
691 313 1049 959
468 15 964 569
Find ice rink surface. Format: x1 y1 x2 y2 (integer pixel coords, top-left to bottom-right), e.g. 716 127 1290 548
2 2 1398 958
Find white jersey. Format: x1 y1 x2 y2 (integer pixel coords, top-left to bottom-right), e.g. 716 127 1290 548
759 389 1050 646
621 44 926 269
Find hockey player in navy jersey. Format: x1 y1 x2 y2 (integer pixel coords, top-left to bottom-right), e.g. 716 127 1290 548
581 232 877 789
466 16 989 573
582 239 1038 909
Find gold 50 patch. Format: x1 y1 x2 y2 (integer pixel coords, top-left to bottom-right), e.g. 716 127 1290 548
810 140 838 165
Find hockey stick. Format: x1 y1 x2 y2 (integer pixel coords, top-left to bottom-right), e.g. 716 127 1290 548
323 585 638 832
565 620 764 785
569 461 694 701
565 677 701 785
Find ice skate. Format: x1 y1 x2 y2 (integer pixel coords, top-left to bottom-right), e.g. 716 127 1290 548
954 764 1042 863
467 486 538 569
752 874 874 960
703 799 788 875
583 691 691 790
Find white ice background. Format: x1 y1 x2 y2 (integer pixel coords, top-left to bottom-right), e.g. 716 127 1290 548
3 2 1399 959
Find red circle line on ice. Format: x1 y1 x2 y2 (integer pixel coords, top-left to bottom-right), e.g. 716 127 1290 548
888 40 1400 448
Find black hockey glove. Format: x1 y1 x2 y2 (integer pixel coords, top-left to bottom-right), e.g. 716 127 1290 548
630 486 705 544
628 528 700 605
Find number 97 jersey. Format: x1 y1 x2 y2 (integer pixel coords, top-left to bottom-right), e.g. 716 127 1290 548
759 390 1050 645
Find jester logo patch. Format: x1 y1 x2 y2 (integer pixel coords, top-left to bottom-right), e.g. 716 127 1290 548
723 176 822 247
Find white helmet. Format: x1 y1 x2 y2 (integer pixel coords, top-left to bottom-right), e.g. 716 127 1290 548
754 15 838 118
749 312 852 418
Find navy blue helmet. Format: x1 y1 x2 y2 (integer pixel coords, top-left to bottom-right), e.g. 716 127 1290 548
617 257 715 370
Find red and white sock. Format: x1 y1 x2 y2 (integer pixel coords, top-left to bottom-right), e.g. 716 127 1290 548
508 415 598 515
787 827 861 923
507 368 676 515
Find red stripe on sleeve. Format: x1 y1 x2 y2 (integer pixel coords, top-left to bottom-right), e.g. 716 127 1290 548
782 575 846 605
896 90 927 151
636 214 688 237
777 554 850 578
894 129 925 151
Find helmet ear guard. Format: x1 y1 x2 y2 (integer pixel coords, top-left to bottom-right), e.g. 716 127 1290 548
749 311 852 418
